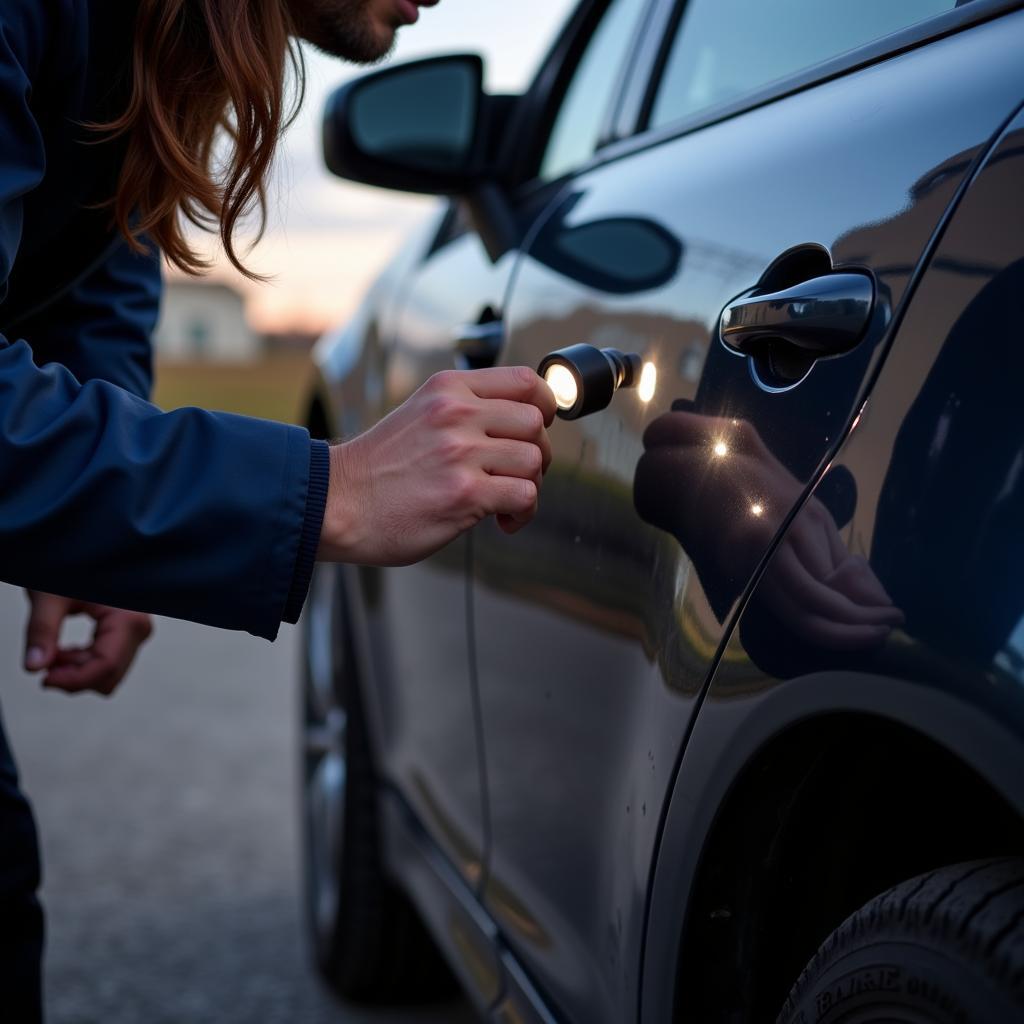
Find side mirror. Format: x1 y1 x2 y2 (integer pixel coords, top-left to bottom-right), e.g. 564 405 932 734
322 55 487 195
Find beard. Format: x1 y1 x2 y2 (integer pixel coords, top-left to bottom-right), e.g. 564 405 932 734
293 0 397 64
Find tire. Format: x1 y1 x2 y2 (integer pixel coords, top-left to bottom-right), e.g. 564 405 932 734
777 858 1024 1023
300 564 455 1002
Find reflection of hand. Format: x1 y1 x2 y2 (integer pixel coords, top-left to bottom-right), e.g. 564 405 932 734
318 368 556 566
754 506 904 652
635 411 902 651
637 412 805 581
24 591 153 696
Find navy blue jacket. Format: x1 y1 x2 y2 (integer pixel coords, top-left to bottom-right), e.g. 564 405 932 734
0 0 329 641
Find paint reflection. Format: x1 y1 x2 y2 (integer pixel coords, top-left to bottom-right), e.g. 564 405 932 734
529 192 684 295
870 257 1024 670
634 406 904 658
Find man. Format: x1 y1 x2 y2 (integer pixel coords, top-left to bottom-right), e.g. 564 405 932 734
0 0 554 1018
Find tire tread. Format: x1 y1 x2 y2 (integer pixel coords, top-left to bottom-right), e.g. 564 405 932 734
777 858 1024 1022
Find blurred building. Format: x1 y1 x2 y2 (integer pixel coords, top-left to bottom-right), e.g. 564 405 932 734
155 280 263 362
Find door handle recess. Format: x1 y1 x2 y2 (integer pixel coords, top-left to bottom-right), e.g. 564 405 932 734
454 320 504 370
720 272 875 358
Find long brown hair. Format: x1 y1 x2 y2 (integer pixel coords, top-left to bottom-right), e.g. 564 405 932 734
102 0 305 279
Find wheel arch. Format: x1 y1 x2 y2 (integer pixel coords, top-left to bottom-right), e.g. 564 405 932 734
304 375 336 442
641 672 1024 1024
303 383 389 771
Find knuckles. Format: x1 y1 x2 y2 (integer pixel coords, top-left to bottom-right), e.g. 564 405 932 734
513 478 538 512
423 393 474 431
435 434 472 465
524 444 544 477
520 405 545 435
511 364 538 389
448 469 481 509
423 369 461 393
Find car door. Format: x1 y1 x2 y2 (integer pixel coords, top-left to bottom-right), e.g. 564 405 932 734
470 2 1024 1022
370 0 650 900
645 100 1024 1024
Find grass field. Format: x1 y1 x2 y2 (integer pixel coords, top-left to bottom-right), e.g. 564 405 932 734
152 354 315 426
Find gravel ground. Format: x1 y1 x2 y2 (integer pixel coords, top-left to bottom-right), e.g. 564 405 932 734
0 583 475 1024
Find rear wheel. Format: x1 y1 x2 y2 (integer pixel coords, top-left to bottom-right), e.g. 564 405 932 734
300 564 455 1001
777 858 1024 1023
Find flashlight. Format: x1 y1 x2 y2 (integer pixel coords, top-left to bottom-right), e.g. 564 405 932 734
538 344 643 420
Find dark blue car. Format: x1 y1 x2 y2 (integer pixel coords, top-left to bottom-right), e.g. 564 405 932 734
298 1 1024 1021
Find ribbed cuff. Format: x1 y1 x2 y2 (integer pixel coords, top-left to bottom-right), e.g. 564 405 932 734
282 439 331 624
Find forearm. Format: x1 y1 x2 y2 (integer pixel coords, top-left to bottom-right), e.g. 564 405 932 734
0 336 319 640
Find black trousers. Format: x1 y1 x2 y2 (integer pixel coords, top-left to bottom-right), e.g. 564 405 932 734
0 708 43 1023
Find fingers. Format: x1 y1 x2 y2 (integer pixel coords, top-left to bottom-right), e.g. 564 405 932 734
483 475 538 528
24 592 75 672
436 369 552 530
41 608 152 697
642 410 711 451
459 367 557 426
43 648 119 695
769 595 895 651
826 556 904 622
786 505 844 581
496 512 527 535
767 545 905 628
642 412 771 460
481 438 545 485
480 400 552 473
760 543 903 652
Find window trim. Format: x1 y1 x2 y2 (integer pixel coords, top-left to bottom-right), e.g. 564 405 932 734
456 0 1022 257
621 0 1024 152
609 0 679 144
495 0 662 197
594 0 663 152
492 0 613 191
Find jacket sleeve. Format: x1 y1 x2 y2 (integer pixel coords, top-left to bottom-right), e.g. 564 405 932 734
21 237 161 401
0 3 329 640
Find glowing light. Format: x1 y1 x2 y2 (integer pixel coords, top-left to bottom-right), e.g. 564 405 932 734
637 361 658 403
544 363 579 412
750 503 764 517
713 440 730 458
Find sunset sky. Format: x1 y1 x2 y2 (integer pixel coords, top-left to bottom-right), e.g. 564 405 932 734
181 0 577 335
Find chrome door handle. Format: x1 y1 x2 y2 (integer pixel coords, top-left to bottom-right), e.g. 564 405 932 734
454 320 504 370
720 272 875 358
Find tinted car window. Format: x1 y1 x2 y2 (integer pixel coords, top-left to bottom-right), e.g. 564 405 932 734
649 0 959 130
540 0 648 181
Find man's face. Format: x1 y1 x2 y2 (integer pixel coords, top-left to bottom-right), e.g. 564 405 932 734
290 0 439 63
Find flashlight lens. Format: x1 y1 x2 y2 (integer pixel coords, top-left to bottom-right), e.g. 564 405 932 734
638 361 657 403
544 363 579 411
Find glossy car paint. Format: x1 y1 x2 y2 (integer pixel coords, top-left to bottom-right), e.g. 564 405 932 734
310 205 513 1004
309 6 631 938
645 106 1024 1024
303 4 1024 1022
470 14 1024 1024
308 3 657 1007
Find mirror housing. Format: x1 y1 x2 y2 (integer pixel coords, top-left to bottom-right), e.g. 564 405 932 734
322 55 488 195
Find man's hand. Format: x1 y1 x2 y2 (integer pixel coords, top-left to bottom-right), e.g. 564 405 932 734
24 591 153 696
318 367 557 566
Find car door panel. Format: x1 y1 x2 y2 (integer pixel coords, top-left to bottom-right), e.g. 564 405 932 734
651 101 1024 1024
369 0 657 899
471 13 1024 1024
373 221 515 886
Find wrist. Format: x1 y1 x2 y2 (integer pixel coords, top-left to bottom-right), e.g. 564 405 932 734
318 442 367 563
